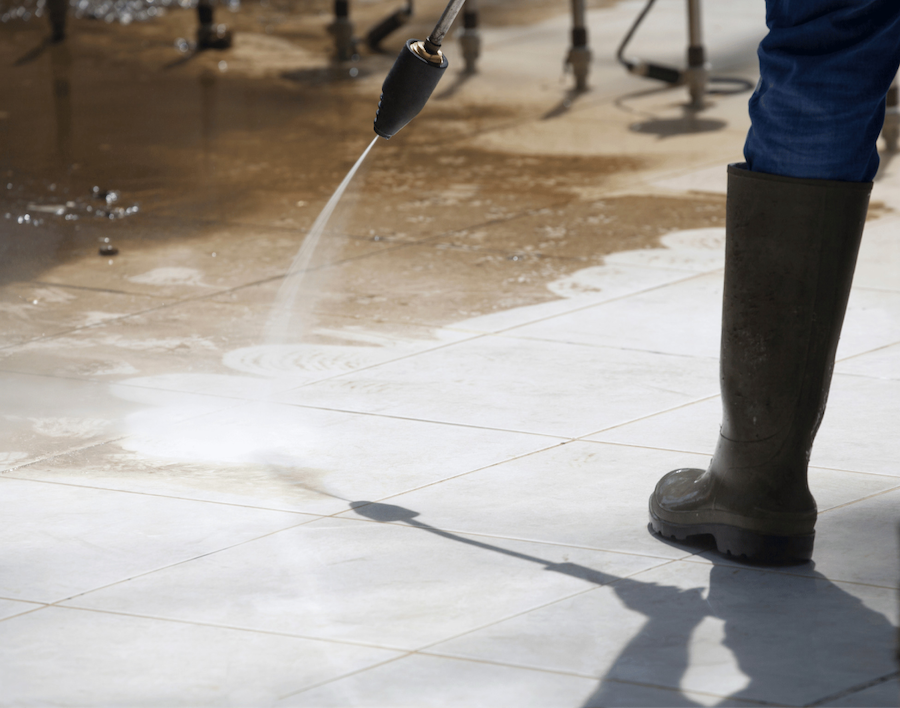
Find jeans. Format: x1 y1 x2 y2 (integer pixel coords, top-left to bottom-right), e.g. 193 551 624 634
744 0 900 182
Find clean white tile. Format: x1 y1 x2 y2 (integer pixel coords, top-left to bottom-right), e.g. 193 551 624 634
504 266 900 361
281 653 602 708
16 402 559 515
446 262 700 334
799 487 900 588
507 272 722 358
357 441 711 559
838 287 900 360
603 228 725 273
0 598 43 621
855 216 900 292
0 477 312 603
282 652 748 708
591 373 900 477
0 606 399 706
812 374 900 477
837 341 900 381
282 336 719 438
429 560 897 707
64 516 665 650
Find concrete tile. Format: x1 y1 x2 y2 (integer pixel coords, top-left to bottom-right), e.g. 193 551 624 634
811 374 900 477
446 262 699 334
0 370 240 472
429 561 897 707
590 373 900 478
431 193 726 263
282 336 719 438
508 273 900 360
64 516 665 650
602 228 725 273
818 676 900 707
508 271 721 358
15 402 560 515
0 371 138 471
0 598 43 621
0 477 312 603
0 298 474 386
836 341 900 381
0 606 399 707
224 241 618 332
282 652 748 708
855 216 900 293
0 283 163 349
359 441 711 559
796 487 900 589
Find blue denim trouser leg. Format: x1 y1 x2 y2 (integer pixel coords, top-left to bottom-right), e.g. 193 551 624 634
744 1 900 182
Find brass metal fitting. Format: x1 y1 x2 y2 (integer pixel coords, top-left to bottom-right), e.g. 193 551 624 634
410 40 444 65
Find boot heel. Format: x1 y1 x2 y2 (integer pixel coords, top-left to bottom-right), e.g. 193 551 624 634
650 511 814 564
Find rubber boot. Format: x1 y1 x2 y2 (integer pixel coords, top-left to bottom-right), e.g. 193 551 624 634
649 163 871 564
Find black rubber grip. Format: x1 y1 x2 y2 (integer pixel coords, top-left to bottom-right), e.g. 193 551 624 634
374 39 448 139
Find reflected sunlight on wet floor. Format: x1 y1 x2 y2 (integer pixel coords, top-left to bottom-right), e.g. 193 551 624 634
2 0 900 705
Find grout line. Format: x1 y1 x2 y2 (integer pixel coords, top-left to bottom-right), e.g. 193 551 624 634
817 483 900 515
489 270 720 338
677 556 900 591
573 393 721 440
0 472 332 517
46 517 322 608
276 652 416 701
408 559 682 655
30 604 410 653
412 652 775 707
805 671 900 707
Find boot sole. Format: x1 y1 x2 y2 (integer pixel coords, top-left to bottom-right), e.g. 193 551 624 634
649 509 814 565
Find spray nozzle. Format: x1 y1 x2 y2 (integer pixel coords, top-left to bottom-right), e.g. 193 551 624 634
373 0 466 139
373 39 448 139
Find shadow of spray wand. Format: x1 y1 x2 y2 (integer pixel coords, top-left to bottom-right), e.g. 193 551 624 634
349 500 619 587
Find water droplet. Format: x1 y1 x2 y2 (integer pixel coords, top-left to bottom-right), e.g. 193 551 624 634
218 60 228 72
32 300 38 305
349 67 359 78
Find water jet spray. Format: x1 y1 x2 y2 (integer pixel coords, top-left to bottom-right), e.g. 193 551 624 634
372 0 468 138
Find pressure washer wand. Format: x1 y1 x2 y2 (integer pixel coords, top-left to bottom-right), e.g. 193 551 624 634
373 0 466 139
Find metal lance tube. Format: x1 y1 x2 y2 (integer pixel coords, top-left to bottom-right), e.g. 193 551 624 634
424 0 466 52
567 0 590 92
373 0 467 138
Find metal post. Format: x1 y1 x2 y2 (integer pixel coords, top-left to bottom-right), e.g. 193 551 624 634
47 0 67 42
459 0 480 74
684 0 707 108
329 0 355 62
566 0 590 92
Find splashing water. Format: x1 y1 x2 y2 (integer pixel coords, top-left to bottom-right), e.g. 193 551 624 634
265 136 378 344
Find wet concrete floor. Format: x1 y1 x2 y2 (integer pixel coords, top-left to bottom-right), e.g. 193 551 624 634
6 3 900 705
0 2 730 330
